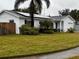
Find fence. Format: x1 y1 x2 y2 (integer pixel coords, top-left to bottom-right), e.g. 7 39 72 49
0 23 16 34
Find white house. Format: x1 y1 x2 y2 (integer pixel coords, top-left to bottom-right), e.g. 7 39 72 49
51 15 75 32
0 10 50 34
0 10 76 34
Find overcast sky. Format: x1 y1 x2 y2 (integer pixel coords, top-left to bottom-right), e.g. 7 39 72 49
0 0 79 16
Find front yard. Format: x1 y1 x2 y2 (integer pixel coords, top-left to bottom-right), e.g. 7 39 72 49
0 33 79 57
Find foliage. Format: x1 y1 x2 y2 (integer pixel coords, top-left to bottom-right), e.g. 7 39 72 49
13 8 30 13
40 20 53 30
19 24 39 35
40 20 53 34
14 0 50 27
14 0 50 13
53 29 60 32
59 9 79 21
43 29 54 34
59 9 70 16
70 9 79 20
67 28 74 33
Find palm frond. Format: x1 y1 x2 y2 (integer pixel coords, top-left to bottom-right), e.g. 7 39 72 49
35 0 42 13
44 0 50 8
14 0 26 9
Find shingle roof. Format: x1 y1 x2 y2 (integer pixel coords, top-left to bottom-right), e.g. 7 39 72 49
51 16 66 21
17 12 50 18
4 10 50 19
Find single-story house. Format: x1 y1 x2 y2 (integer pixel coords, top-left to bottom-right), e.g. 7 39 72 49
0 10 50 34
0 10 76 34
51 15 75 32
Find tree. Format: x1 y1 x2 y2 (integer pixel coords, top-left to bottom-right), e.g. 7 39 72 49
13 8 30 13
59 9 79 21
70 9 79 20
14 0 50 27
59 9 70 16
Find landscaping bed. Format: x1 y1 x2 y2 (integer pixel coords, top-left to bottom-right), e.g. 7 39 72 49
0 33 79 58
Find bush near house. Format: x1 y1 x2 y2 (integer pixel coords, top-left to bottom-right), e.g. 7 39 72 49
53 29 60 32
67 28 74 33
19 24 39 35
40 20 54 34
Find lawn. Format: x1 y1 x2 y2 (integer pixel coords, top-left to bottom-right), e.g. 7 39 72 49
0 33 79 57
68 56 79 59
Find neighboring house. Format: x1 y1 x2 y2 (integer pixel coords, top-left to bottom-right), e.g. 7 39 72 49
0 10 76 34
51 15 75 32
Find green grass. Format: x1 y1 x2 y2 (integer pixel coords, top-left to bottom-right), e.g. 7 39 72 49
0 33 79 57
68 56 79 59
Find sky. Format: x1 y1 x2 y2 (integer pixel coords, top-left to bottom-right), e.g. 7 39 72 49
0 0 79 16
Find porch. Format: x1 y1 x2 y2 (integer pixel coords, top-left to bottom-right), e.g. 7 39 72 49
53 21 64 32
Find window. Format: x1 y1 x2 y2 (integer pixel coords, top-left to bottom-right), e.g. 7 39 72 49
9 20 14 23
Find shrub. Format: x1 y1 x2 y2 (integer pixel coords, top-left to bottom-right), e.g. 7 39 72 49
67 28 74 33
44 29 54 34
53 29 60 32
40 20 53 30
40 20 54 34
19 24 39 35
40 29 54 34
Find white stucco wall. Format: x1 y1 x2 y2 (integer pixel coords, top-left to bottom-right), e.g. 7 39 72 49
19 19 25 27
34 19 40 28
0 12 20 34
63 17 75 32
19 19 40 29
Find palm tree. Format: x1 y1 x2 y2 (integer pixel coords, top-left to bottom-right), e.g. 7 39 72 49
14 0 50 27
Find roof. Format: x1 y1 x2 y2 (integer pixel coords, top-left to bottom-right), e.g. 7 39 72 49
1 10 50 19
51 16 66 21
51 15 75 21
17 12 50 19
0 10 75 22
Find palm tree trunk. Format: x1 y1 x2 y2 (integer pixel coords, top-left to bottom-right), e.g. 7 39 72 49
30 0 34 27
30 13 34 27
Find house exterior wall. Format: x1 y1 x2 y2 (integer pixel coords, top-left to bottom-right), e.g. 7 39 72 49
34 19 40 28
19 19 40 28
62 17 75 32
19 19 25 27
0 12 20 34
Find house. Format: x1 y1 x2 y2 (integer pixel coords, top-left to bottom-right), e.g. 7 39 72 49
0 10 50 34
0 10 76 34
51 15 75 32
